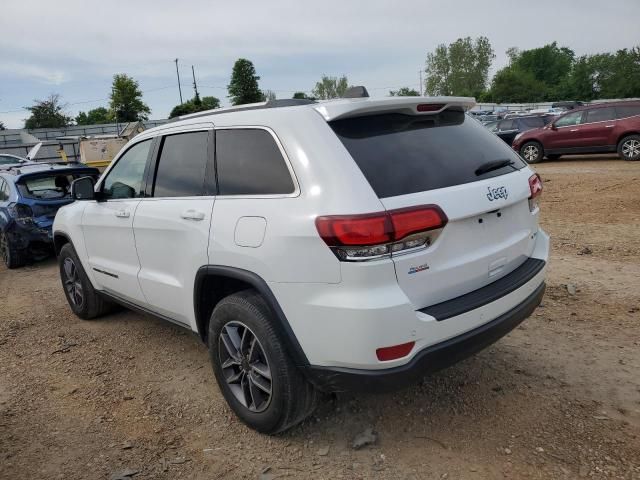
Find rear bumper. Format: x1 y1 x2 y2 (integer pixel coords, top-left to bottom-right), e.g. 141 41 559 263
303 281 545 393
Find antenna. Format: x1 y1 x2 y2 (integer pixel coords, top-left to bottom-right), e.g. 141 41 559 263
174 58 183 104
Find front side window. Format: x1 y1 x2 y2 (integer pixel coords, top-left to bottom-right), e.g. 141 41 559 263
584 107 616 123
498 119 515 131
555 111 583 128
0 179 8 201
216 129 295 196
153 131 209 197
102 139 152 199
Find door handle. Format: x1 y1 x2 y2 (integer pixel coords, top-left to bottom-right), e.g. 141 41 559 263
180 209 205 221
115 210 130 218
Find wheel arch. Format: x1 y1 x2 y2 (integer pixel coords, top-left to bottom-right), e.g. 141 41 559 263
617 131 640 145
53 231 72 256
194 266 309 366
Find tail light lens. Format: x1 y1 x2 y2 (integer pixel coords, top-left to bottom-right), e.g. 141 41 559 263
8 203 35 226
528 174 543 211
316 205 447 261
376 341 415 361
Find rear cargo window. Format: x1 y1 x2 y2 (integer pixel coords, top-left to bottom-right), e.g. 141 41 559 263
330 109 526 198
17 173 90 200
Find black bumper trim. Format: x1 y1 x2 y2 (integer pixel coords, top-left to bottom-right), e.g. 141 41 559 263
420 257 545 321
303 281 545 393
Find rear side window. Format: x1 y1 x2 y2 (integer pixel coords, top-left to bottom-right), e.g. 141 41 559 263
584 107 616 123
153 131 209 197
329 110 526 198
216 129 295 196
615 105 640 119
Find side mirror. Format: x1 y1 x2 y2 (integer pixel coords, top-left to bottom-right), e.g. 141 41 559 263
550 123 558 131
71 176 96 200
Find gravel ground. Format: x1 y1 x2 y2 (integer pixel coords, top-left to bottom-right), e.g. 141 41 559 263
1 155 639 480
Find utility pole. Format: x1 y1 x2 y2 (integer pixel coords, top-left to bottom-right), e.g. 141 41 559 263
174 58 183 104
419 69 423 96
191 65 199 100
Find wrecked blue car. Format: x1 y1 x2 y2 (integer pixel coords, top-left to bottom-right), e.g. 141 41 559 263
0 163 99 268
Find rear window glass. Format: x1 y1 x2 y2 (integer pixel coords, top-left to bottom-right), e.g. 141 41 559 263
519 117 545 128
330 109 526 198
17 173 95 200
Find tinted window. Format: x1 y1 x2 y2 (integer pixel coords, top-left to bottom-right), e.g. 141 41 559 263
103 139 151 199
0 155 21 165
153 131 209 197
17 174 76 199
330 110 526 199
555 111 583 127
615 105 640 119
585 107 616 123
216 129 295 195
519 117 545 128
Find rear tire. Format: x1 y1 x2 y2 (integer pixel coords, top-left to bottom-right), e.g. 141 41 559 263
520 141 544 164
0 230 27 269
617 135 640 161
58 243 113 319
208 290 317 434
546 154 561 160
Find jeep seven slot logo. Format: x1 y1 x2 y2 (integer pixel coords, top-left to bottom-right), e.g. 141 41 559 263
486 186 508 201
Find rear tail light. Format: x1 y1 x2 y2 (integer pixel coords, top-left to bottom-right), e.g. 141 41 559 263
417 103 445 112
8 203 35 226
376 341 415 361
316 205 447 261
528 174 543 211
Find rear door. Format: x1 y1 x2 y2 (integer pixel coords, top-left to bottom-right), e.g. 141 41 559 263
496 119 517 144
579 107 617 147
330 109 538 309
133 128 214 327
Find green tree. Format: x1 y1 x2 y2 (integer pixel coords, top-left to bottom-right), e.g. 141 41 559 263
75 107 110 125
263 90 277 102
109 74 150 122
425 36 495 97
169 96 220 118
24 94 72 129
389 87 419 96
312 75 350 99
0 121 5 130
227 58 263 105
489 68 548 103
292 91 310 99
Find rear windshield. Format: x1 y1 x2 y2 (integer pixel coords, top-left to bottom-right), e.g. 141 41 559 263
330 109 526 198
17 173 95 200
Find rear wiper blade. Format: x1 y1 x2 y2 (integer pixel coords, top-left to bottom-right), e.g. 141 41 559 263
475 159 514 176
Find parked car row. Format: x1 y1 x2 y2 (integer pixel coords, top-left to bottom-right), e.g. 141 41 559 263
481 101 640 163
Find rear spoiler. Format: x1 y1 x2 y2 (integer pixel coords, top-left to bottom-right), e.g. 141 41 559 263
313 96 476 122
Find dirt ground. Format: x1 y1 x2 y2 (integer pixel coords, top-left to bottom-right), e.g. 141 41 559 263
1 155 639 480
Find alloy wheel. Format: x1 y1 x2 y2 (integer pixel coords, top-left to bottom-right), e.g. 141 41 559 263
622 139 640 159
522 145 539 162
218 321 273 413
63 257 84 307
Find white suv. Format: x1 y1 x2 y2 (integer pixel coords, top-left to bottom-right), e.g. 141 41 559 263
53 93 549 433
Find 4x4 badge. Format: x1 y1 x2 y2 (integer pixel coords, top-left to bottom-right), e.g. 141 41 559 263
486 186 508 201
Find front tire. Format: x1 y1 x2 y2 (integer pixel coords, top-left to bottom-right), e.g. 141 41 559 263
0 230 27 269
208 290 317 434
58 243 113 319
520 141 544 164
618 135 640 161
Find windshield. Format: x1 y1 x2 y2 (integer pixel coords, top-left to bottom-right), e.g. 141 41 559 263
17 173 92 200
330 109 526 198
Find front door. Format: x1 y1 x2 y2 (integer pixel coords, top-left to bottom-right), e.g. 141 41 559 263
545 110 585 151
133 129 214 328
82 139 153 304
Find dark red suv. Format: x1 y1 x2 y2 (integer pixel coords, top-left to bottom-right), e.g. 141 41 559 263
512 101 640 163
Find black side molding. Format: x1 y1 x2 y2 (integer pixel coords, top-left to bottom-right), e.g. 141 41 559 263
420 258 545 321
194 266 309 367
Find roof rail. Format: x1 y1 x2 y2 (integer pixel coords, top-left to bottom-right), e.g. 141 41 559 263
173 98 317 122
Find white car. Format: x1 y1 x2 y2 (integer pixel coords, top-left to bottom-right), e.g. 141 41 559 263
53 92 549 433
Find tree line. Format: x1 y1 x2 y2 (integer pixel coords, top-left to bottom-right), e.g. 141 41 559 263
8 40 639 130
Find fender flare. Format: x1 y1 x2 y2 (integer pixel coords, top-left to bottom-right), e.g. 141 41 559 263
194 265 309 367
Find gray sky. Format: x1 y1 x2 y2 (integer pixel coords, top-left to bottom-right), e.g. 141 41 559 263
1 0 638 128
